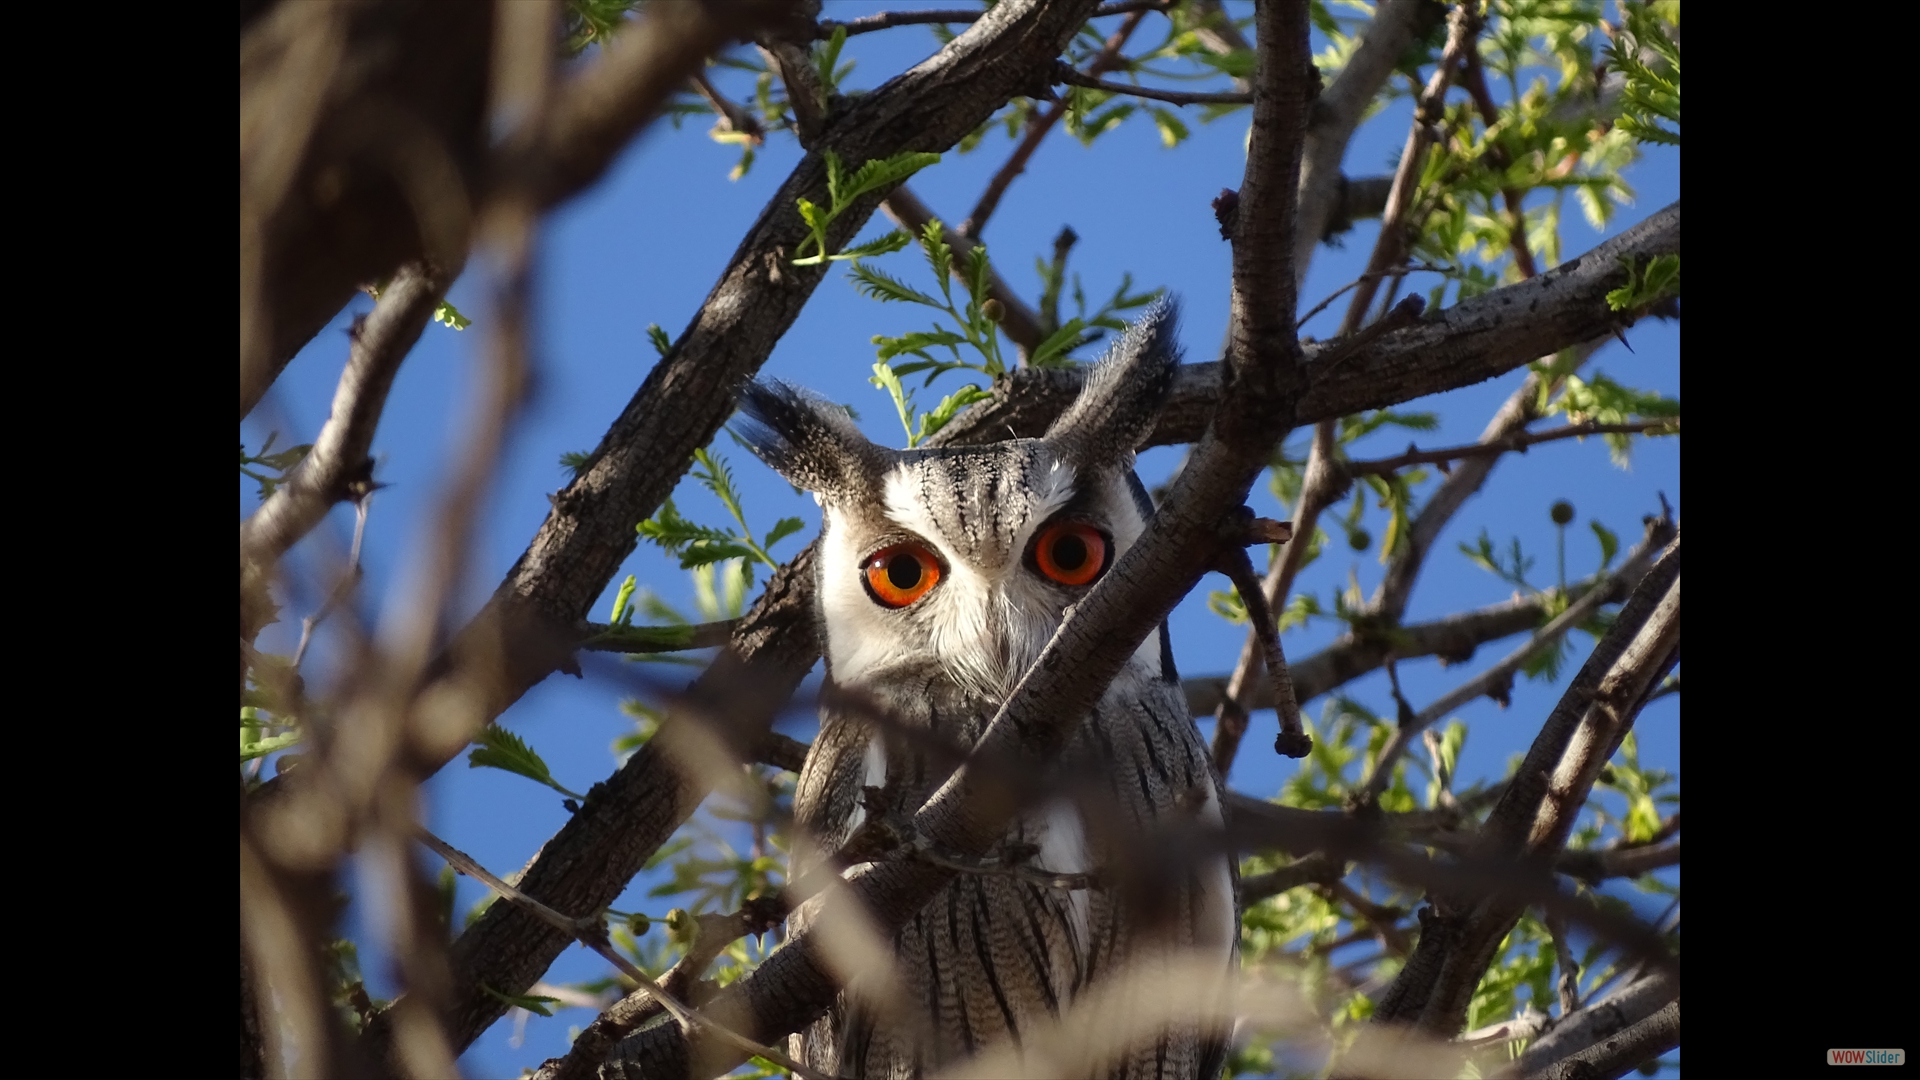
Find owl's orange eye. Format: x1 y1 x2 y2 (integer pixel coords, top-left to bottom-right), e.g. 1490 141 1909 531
1033 522 1110 587
863 543 943 608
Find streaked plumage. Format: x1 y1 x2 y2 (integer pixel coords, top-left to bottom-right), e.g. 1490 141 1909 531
739 300 1236 1079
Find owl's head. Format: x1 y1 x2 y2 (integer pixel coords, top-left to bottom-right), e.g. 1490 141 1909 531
738 300 1182 699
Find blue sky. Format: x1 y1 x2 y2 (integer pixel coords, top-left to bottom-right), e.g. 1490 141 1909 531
242 4 1678 1074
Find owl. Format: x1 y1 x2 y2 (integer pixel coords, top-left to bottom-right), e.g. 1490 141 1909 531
738 300 1237 1079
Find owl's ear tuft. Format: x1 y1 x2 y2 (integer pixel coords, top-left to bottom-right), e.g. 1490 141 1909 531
1044 296 1181 468
736 380 891 500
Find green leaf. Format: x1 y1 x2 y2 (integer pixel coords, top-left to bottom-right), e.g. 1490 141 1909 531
920 220 954 297
1148 106 1190 148
813 24 848 91
869 361 917 444
765 517 806 548
874 328 969 362
647 323 672 357
468 725 583 799
588 623 699 651
1027 317 1089 369
915 384 992 445
676 539 759 570
847 263 942 307
840 151 942 204
1590 520 1619 570
831 230 913 262
1606 254 1681 312
240 731 301 762
639 499 738 555
795 197 827 234
559 450 592 480
609 574 639 626
432 299 471 331
480 984 563 1018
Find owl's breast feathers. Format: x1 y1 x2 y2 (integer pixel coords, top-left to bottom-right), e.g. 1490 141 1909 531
793 673 1237 1078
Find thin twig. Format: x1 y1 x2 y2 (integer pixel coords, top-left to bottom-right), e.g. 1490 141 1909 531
417 829 831 1080
1051 64 1251 105
1213 543 1309 758
1342 2 1483 328
880 185 1044 357
824 0 1171 37
1344 418 1680 477
911 838 1102 892
291 494 374 672
532 903 785 1080
687 70 765 144
959 7 1149 238
1237 853 1340 905
1356 513 1670 807
1461 49 1539 279
1296 262 1452 330
1327 880 1412 957
1544 911 1581 1014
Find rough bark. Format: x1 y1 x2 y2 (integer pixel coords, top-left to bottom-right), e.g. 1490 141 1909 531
352 0 1109 1061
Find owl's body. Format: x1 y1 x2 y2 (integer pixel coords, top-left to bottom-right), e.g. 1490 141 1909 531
741 301 1236 1079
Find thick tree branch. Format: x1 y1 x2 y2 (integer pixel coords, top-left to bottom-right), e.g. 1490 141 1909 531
824 1 1170 38
1524 999 1678 1080
936 200 1680 447
1555 838 1679 885
1181 533 1667 718
239 1 794 421
604 7 1314 1072
240 262 451 654
1501 972 1677 1079
335 2 1110 1061
1294 1 1434 288
1375 532 1680 1034
487 207 1681 1063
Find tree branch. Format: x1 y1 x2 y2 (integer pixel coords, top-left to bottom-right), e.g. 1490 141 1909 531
417 830 825 1080
1182 545 1662 717
933 200 1681 448
1345 419 1679 477
330 2 1113 1061
1523 999 1678 1080
1375 531 1680 1033
823 1 1172 38
1051 64 1251 105
880 184 1045 357
531 901 784 1080
240 0 794 421
1555 838 1679 885
1294 1 1435 288
1356 510 1674 808
240 261 451 657
603 6 1314 1071
1500 971 1677 1079
958 6 1148 239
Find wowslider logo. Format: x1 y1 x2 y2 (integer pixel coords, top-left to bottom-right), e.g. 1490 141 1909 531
1828 1049 1905 1065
